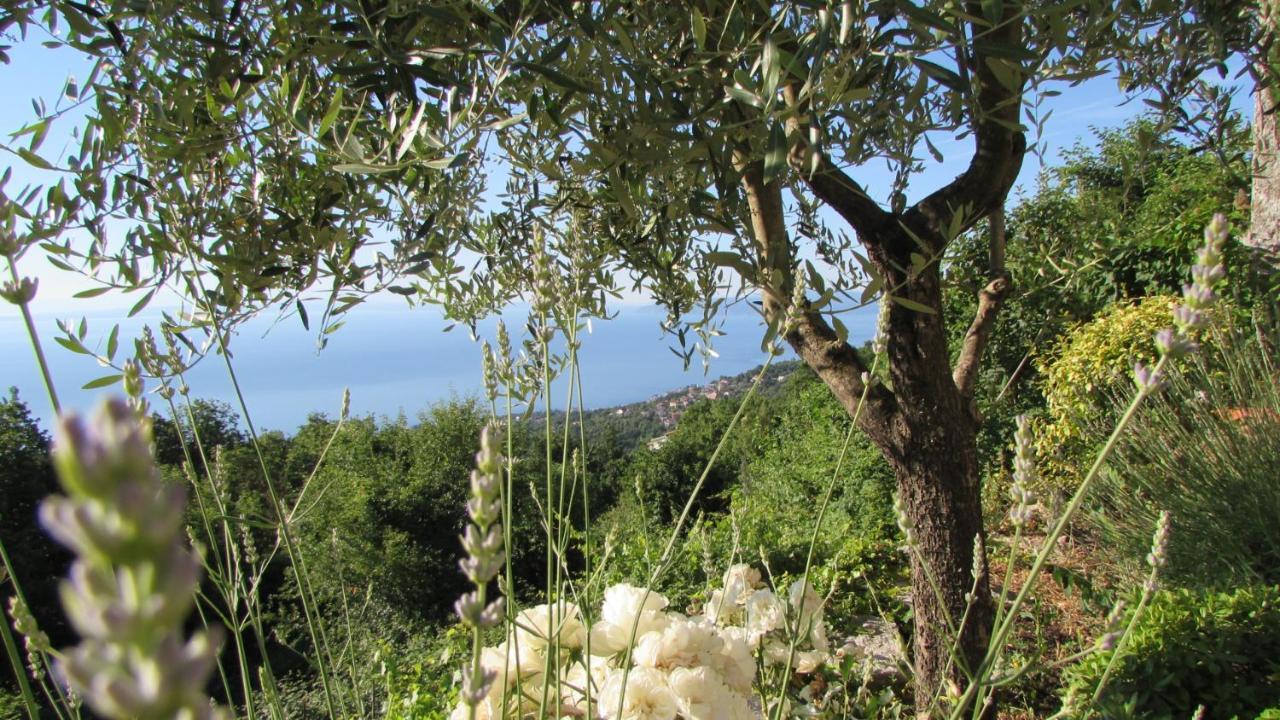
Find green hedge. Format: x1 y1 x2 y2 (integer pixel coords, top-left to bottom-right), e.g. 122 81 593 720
1064 585 1280 720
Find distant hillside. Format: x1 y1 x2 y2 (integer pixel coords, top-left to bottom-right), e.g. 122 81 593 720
542 359 803 452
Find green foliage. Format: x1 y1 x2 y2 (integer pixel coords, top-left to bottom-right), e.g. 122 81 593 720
381 624 471 720
1089 326 1280 587
152 398 247 470
1034 296 1179 492
944 118 1253 480
1064 585 1280 720
0 689 22 720
294 401 494 623
588 368 906 625
741 369 897 541
623 395 765 524
0 389 70 659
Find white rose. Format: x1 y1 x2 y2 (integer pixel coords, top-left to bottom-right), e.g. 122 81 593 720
598 667 678 720
601 584 670 627
634 618 723 670
744 589 785 646
713 626 756 695
590 584 671 656
788 579 823 618
516 601 586 651
668 666 733 720
491 639 545 684
562 654 616 714
722 564 763 601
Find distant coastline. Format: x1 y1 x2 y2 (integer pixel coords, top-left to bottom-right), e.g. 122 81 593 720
1 303 877 432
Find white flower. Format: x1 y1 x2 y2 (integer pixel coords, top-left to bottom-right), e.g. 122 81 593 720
703 589 739 625
668 666 736 720
590 584 671 656
722 564 762 601
744 589 784 646
711 626 756 695
601 584 670 627
516 601 586 651
788 579 822 618
763 641 828 674
478 637 545 696
634 618 723 670
599 667 678 720
563 654 615 715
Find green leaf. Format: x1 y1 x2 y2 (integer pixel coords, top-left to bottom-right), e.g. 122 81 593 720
17 148 54 170
889 294 937 315
725 84 763 108
106 324 119 361
483 112 528 131
691 7 707 49
54 336 89 354
762 35 781 97
705 251 755 280
833 316 849 344
515 62 592 93
128 288 156 317
318 84 345 136
913 58 965 92
333 162 395 174
763 121 787 185
984 57 1022 92
899 3 958 34
423 155 462 170
73 286 112 298
297 299 309 330
82 374 123 390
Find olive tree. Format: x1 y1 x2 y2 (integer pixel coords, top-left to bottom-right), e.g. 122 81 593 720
0 0 1262 713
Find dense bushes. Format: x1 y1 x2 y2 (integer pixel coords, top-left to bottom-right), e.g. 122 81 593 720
1064 585 1280 720
1034 295 1178 492
1089 327 1280 587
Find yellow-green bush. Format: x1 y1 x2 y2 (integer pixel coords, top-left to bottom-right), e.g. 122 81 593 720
1034 295 1177 492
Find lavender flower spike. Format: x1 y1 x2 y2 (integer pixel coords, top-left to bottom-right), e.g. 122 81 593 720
39 398 227 720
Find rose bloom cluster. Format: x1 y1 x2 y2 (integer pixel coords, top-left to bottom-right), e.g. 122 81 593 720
452 565 830 720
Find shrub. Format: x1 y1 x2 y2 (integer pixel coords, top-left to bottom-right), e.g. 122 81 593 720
1088 327 1280 586
1063 585 1280 720
1035 296 1177 492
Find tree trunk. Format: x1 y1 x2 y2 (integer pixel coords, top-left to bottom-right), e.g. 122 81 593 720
785 238 995 716
889 412 991 715
1247 82 1280 264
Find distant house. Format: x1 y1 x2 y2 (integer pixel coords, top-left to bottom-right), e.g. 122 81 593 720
647 433 671 451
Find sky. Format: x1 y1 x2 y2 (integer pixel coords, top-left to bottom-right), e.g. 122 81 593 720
0 23 1258 431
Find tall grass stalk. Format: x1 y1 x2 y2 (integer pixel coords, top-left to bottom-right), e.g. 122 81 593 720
0 540 41 720
950 354 1170 720
4 250 61 416
769 352 880 719
4 242 86 719
609 349 777 720
177 240 346 717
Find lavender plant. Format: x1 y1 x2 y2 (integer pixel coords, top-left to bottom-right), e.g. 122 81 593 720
944 214 1231 720
39 397 227 720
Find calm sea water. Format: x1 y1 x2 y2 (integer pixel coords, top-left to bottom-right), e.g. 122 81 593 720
1 302 877 433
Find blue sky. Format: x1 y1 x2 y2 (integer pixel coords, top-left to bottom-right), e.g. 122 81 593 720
0 27 1258 429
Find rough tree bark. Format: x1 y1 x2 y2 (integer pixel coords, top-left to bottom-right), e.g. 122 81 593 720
1248 2 1280 265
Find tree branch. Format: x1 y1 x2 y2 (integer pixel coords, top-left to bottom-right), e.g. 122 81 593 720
952 275 1010 401
783 85 899 251
953 203 1011 403
903 6 1027 246
735 148 897 430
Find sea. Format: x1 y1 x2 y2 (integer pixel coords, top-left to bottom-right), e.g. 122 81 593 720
1 300 878 434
